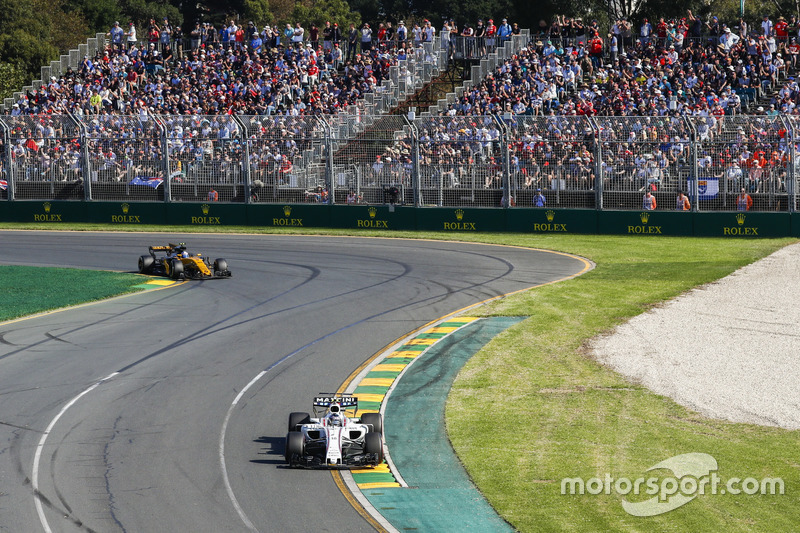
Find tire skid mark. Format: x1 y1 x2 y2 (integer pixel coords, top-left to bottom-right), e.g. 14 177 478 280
49 447 72 515
0 334 19 346
102 416 127 533
0 420 43 432
45 332 83 347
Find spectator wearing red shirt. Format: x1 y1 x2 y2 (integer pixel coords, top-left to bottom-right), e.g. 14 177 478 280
589 32 604 68
776 16 789 44
486 19 497 48
657 18 668 46
307 60 319 85
787 37 800 68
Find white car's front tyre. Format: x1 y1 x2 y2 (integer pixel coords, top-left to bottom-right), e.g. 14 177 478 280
285 431 305 465
288 412 310 432
364 432 383 466
361 413 383 435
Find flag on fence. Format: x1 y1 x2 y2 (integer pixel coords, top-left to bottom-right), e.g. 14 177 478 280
129 176 164 188
0 180 7 191
687 178 719 200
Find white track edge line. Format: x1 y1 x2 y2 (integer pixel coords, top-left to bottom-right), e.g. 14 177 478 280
219 371 267 533
33 371 119 533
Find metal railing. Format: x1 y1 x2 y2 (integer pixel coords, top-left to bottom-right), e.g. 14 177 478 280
3 34 109 111
1 114 798 212
421 30 531 118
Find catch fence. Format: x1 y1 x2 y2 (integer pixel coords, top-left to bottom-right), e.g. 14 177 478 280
1 114 799 212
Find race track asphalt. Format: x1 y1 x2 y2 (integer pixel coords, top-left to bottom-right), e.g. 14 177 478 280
0 231 589 532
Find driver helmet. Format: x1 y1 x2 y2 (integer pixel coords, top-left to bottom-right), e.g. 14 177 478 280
328 403 345 426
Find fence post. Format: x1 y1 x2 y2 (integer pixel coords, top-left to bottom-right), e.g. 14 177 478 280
0 117 11 201
683 116 698 211
5 118 18 199
152 114 170 203
317 115 335 204
588 116 603 210
69 113 92 201
407 113 421 207
493 114 511 208
782 115 796 212
232 115 251 204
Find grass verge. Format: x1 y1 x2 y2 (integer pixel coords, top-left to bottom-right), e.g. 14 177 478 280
447 235 800 532
0 265 145 322
3 224 797 531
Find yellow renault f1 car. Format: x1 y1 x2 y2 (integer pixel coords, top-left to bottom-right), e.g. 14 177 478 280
137 243 231 280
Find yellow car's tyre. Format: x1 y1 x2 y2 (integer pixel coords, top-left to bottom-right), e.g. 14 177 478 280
138 255 154 274
169 258 184 280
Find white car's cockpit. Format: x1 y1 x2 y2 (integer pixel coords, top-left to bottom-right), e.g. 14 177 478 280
323 403 348 427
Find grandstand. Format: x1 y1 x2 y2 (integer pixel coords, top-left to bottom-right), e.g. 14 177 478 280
1 16 799 212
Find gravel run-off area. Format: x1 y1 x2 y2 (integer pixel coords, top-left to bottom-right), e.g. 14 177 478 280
592 243 800 430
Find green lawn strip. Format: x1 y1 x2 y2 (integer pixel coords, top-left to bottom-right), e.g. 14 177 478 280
365 371 402 379
397 345 428 351
381 357 417 365
356 401 382 412
354 386 390 395
351 472 397 484
414 333 448 339
0 266 146 322
447 236 799 532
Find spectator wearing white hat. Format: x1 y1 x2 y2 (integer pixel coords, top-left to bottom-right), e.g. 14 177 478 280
361 23 372 52
396 21 407 43
125 22 137 49
720 26 739 51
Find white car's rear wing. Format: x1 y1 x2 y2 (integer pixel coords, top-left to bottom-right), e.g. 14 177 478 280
313 393 358 409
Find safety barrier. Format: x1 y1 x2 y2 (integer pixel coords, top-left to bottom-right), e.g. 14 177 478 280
1 114 799 213
1 201 798 237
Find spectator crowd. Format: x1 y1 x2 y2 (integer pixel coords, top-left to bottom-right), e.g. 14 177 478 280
2 12 799 205
443 11 800 119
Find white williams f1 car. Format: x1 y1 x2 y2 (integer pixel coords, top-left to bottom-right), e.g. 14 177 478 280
284 393 383 468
